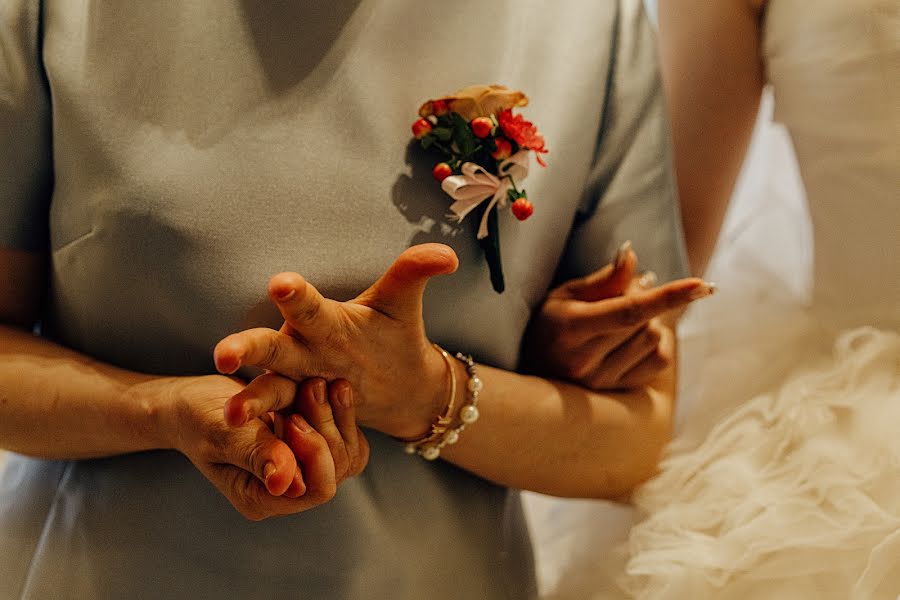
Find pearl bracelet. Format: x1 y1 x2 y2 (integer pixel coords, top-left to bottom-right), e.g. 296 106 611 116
404 351 481 461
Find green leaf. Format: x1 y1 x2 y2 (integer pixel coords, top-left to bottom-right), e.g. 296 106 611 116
420 135 435 150
432 127 452 141
449 112 477 158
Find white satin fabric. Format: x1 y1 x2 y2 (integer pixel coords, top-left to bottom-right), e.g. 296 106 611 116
527 0 900 597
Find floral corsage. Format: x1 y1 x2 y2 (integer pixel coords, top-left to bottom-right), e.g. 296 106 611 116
411 84 549 293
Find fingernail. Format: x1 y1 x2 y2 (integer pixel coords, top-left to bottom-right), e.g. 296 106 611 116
638 270 658 288
291 414 313 433
688 282 717 301
314 380 327 405
215 355 235 374
274 287 295 301
614 241 632 269
263 462 277 483
338 386 352 409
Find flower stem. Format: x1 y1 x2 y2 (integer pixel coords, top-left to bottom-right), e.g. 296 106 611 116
477 203 505 293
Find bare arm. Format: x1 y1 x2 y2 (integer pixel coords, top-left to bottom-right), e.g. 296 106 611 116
658 0 767 275
0 248 166 459
0 247 352 520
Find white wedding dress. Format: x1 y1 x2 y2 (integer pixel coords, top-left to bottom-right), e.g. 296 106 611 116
529 0 900 598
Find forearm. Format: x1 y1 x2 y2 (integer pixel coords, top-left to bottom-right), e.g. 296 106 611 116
439 357 676 499
0 324 171 459
658 0 765 276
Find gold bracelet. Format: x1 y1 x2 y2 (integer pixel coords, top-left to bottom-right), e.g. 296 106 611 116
400 343 456 449
406 351 481 461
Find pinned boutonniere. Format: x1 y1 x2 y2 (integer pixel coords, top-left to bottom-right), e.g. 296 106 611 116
412 84 549 293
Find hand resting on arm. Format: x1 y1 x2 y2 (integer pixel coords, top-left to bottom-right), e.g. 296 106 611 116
215 243 712 499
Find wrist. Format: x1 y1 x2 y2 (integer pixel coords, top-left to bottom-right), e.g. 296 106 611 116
384 342 459 440
403 351 482 461
123 375 185 452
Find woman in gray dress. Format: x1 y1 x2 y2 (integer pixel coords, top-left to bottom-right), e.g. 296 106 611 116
0 1 702 597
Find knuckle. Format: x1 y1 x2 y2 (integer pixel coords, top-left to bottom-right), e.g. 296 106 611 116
324 483 337 502
617 299 644 327
353 435 371 475
650 346 673 369
644 326 663 346
306 429 329 451
275 377 297 408
234 485 266 522
564 356 594 381
334 453 350 482
240 506 265 522
313 480 337 504
260 335 280 370
294 285 321 323
246 443 265 477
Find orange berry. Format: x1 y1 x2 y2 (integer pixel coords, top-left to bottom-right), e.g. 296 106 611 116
412 118 432 139
491 137 512 160
432 162 453 182
432 99 449 116
511 197 534 221
471 117 493 139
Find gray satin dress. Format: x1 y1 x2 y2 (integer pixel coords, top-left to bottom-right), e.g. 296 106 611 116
0 1 687 598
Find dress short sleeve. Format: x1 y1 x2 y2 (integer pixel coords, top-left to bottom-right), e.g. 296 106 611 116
560 0 687 283
0 0 53 251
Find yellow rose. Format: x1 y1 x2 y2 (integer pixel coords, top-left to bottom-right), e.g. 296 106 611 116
418 84 528 121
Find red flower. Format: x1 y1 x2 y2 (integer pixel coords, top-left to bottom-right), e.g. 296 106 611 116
498 109 548 166
471 117 493 139
412 118 433 139
511 197 534 221
432 162 453 182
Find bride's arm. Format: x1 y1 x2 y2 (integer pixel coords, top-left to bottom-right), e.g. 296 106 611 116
657 0 767 276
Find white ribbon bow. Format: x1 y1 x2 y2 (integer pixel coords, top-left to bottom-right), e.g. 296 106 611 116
440 150 530 239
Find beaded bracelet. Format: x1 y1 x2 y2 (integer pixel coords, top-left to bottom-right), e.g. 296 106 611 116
404 351 481 461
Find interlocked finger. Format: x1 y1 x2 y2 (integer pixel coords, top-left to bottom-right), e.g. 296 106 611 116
295 378 351 482
223 371 297 426
220 419 298 497
281 412 338 504
214 328 318 381
328 381 369 477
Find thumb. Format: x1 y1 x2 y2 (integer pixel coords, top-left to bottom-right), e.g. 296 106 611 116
560 243 637 302
355 243 458 320
224 422 298 497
